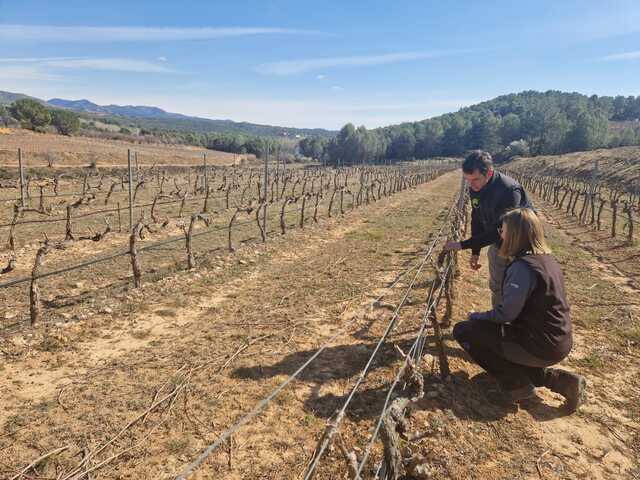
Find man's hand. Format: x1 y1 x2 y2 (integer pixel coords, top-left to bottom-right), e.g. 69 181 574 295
469 254 481 270
443 240 462 251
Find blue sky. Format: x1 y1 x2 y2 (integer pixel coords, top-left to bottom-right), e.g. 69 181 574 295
2 0 640 129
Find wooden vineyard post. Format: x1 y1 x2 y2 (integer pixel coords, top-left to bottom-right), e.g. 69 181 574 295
313 192 320 222
117 202 122 232
624 202 634 244
202 185 211 213
18 148 27 207
228 208 241 252
225 184 231 209
611 196 619 237
589 192 597 226
38 186 45 212
203 153 208 194
299 195 307 228
596 197 605 231
280 198 290 234
129 222 143 288
30 242 51 325
128 149 134 231
256 203 266 242
8 205 20 250
263 150 268 240
65 205 74 241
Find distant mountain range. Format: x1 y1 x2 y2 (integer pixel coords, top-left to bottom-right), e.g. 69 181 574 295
0 90 335 137
47 98 188 119
0 90 33 104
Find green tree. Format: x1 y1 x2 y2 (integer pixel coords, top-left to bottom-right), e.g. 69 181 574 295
521 104 570 154
414 120 443 158
441 114 469 156
0 105 14 127
299 136 329 160
9 98 51 131
467 111 501 153
568 110 609 151
331 123 359 165
612 96 627 120
387 125 416 159
618 127 638 147
499 113 521 145
51 109 80 135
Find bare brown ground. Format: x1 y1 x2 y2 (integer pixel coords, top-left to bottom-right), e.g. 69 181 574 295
2 170 638 479
508 147 640 190
0 171 458 478
530 192 640 289
0 128 251 168
0 170 386 333
399 193 640 479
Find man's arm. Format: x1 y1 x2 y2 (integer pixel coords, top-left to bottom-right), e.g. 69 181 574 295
454 201 483 255
459 188 522 253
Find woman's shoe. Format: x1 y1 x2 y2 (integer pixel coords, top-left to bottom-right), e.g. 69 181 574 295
544 368 587 412
505 383 536 403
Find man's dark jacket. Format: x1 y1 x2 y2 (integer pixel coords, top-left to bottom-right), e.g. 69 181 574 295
460 171 532 255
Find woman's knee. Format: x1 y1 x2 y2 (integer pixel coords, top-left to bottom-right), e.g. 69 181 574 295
453 320 471 343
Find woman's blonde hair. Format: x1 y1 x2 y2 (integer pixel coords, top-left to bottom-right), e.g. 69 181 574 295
499 208 551 258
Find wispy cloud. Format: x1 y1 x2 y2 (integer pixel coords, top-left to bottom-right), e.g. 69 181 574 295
316 74 326 80
0 65 63 81
331 86 343 91
256 51 458 75
45 58 177 73
0 56 177 73
597 51 640 61
0 57 77 63
0 25 325 42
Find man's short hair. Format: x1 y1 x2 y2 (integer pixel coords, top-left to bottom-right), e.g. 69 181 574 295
462 150 493 175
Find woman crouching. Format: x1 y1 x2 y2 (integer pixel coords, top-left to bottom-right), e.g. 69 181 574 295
453 207 586 411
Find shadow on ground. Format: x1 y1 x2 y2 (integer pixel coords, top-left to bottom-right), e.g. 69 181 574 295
232 335 571 424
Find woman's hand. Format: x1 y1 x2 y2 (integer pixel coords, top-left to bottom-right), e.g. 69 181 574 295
443 240 462 251
469 254 481 270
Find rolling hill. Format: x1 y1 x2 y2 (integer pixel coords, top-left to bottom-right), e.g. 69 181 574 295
0 90 335 138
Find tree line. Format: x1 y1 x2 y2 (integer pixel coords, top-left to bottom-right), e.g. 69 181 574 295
300 90 640 166
6 91 640 165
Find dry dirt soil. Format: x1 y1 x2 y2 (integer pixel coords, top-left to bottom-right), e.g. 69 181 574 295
508 147 640 192
0 128 250 168
1 170 638 479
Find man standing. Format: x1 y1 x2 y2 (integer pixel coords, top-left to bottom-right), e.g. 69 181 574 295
444 150 532 307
